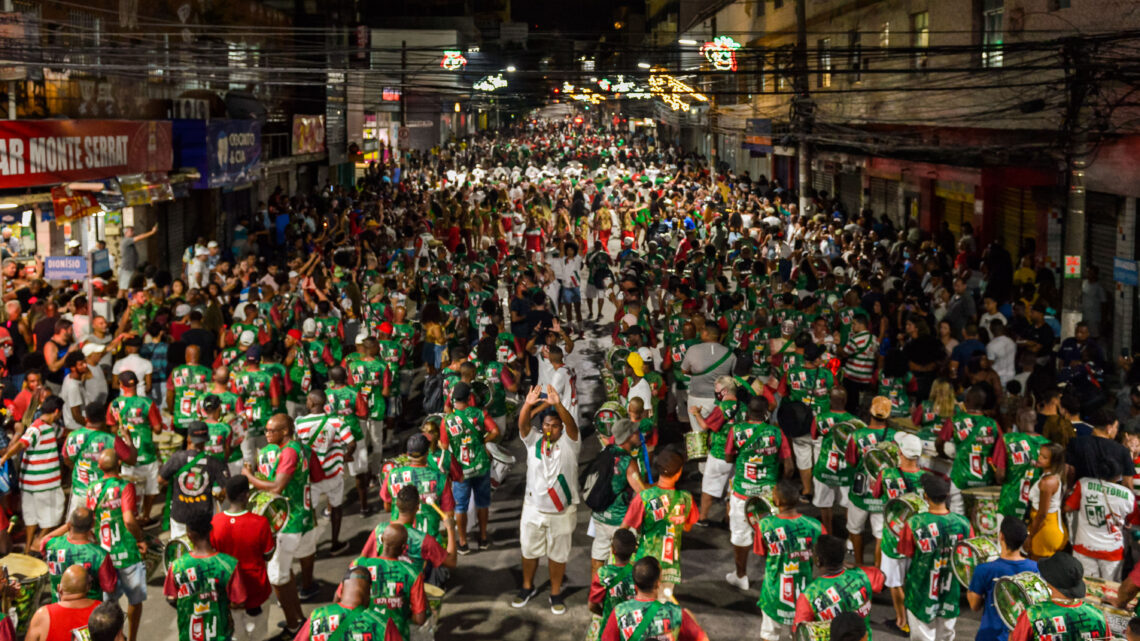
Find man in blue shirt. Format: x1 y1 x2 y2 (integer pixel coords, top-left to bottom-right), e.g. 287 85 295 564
967 517 1038 641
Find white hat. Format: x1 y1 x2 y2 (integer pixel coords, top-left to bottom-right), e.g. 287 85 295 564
355 332 368 345
174 303 192 318
207 241 219 248
195 247 208 257
67 239 80 248
288 271 299 279
622 237 633 247
894 432 923 460
238 330 256 347
302 318 317 336
637 346 655 364
81 342 105 357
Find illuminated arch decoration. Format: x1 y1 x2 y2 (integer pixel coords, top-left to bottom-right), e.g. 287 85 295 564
474 74 508 92
597 75 651 99
441 50 467 70
700 36 742 72
648 74 708 112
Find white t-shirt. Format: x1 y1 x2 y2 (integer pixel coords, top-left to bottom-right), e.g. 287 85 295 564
112 354 154 396
521 427 580 512
59 375 87 432
1069 478 1135 555
986 335 1017 384
979 312 1006 331
627 378 653 413
548 365 578 424
554 255 584 289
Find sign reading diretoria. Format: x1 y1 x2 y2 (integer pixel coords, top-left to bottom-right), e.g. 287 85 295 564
44 256 88 281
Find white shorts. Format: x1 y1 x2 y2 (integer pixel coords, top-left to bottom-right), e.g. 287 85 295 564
728 494 753 548
907 612 957 641
845 500 883 538
812 483 848 509
22 487 64 528
687 396 717 430
267 528 318 586
311 474 345 509
948 483 964 516
1076 552 1122 581
701 455 733 498
170 518 187 541
881 555 909 588
346 441 369 477
760 611 792 641
585 284 606 299
590 518 620 562
520 503 576 564
122 461 158 495
792 436 814 470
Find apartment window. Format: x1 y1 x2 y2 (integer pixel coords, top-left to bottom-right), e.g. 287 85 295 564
911 11 929 68
982 0 1005 67
817 38 832 88
880 21 890 48
849 30 862 82
774 0 784 9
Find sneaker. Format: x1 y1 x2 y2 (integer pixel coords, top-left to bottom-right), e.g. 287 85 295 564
511 586 538 608
329 540 351 556
479 536 491 551
458 542 470 556
550 593 566 615
694 519 713 528
298 583 321 601
725 571 750 591
273 624 302 640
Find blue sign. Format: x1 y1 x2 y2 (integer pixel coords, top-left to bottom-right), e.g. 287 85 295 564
44 256 87 281
90 249 110 275
742 118 773 153
172 119 262 189
1114 256 1139 287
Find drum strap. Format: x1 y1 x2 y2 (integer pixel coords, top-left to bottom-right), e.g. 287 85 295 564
694 348 732 378
299 415 332 451
327 607 366 641
628 602 664 641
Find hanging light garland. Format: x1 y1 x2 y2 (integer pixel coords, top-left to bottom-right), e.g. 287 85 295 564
648 74 708 111
474 74 508 92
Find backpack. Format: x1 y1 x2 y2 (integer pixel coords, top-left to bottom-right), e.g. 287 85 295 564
582 446 622 513
422 372 445 414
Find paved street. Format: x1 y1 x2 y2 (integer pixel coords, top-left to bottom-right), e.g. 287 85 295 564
128 300 985 641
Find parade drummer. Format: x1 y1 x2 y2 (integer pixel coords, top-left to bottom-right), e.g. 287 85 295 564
967 518 1038 641
1011 552 1108 641
159 421 228 540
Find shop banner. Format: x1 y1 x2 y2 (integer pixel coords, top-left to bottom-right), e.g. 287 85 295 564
50 185 104 223
44 256 88 280
0 120 172 189
741 118 773 153
173 119 261 189
292 115 325 155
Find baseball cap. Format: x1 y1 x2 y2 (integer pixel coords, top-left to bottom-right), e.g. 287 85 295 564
379 322 394 335
118 370 138 387
610 419 639 446
622 237 633 247
870 396 892 419
895 432 923 459
187 421 209 443
406 433 430 457
81 343 105 357
626 352 646 377
1038 553 1086 599
245 345 261 362
452 382 472 401
287 329 302 341
195 247 208 257
207 241 219 249
238 330 256 347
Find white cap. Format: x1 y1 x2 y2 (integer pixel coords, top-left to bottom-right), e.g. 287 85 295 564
288 271 299 279
895 432 923 460
355 332 368 345
302 318 317 336
207 240 219 248
637 346 654 364
81 342 105 357
67 239 80 248
238 330 256 346
195 247 208 257
174 303 192 317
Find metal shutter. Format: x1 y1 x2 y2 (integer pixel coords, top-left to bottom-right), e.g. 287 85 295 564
163 198 189 275
885 180 900 225
837 171 862 215
1000 188 1039 262
1087 191 1120 284
938 197 968 240
869 177 888 218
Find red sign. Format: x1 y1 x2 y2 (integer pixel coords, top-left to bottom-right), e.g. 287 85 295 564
50 185 103 223
0 120 172 189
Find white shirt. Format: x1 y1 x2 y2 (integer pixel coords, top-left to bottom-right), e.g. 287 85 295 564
112 354 154 396
549 364 578 425
59 374 87 432
521 426 580 512
986 335 1017 384
554 255 584 288
627 378 653 413
979 312 1006 332
1070 478 1135 554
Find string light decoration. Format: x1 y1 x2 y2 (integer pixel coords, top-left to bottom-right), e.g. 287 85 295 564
560 82 606 104
700 36 742 71
648 74 708 112
597 75 651 99
474 74 508 91
441 50 467 70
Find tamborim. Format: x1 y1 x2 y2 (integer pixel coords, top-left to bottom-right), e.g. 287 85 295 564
684 430 709 461
794 621 831 641
249 491 291 534
994 572 1051 629
745 485 777 529
164 536 192 572
593 401 627 439
884 493 928 539
951 537 1001 588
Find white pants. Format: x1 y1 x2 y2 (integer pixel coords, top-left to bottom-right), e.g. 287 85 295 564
590 518 620 562
760 612 791 641
845 500 883 538
311 474 345 509
882 555 910 588
268 529 318 586
22 488 65 528
1076 552 1122 581
728 494 753 548
232 607 269 641
908 612 956 641
948 483 964 516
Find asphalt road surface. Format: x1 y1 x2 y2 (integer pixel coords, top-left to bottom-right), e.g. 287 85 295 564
133 300 985 641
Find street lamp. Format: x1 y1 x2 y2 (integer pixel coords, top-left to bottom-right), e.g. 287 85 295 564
637 62 650 69
678 39 698 45
506 65 517 72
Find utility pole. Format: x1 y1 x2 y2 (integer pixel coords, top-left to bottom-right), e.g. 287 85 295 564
1060 38 1091 339
792 0 813 215
400 40 407 126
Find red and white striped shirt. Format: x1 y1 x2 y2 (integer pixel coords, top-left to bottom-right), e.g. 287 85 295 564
19 419 61 491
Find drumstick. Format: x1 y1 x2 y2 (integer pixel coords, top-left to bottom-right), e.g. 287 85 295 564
424 497 448 521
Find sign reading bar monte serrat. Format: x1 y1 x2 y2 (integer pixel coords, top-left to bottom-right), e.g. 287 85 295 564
0 120 173 189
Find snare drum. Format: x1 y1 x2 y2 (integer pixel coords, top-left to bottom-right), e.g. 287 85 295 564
593 401 627 440
470 381 491 409
684 430 709 461
425 583 444 615
602 374 619 399
0 553 48 637
884 493 928 539
249 491 291 534
1102 605 1132 638
163 536 192 572
962 487 1002 538
830 420 864 452
951 537 1001 588
607 347 631 372
994 572 1051 629
143 535 166 581
863 442 899 479
155 431 182 465
794 621 831 641
745 486 777 528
